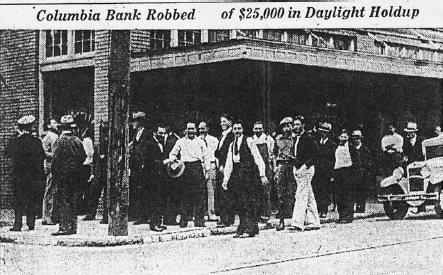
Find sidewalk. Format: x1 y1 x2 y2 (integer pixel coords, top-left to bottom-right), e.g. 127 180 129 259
0 202 385 247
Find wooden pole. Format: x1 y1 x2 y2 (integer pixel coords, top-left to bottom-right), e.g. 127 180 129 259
107 30 131 236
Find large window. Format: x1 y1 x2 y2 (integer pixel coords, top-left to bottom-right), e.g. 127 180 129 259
333 35 355 51
150 30 171 50
263 30 284 42
208 30 230 43
74 30 95 54
287 30 309 46
45 30 68 57
178 30 201 47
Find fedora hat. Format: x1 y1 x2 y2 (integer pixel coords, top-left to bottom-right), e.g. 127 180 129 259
318 122 332 132
351 129 363 138
167 160 185 178
17 115 36 126
132 111 146 120
60 115 77 128
279 117 293 126
404 122 418 133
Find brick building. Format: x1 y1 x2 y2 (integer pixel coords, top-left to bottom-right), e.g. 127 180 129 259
1 29 442 208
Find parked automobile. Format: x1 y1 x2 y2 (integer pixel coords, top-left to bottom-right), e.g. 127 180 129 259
378 135 443 219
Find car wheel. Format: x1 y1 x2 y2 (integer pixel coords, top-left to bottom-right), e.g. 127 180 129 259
382 185 409 220
434 184 443 218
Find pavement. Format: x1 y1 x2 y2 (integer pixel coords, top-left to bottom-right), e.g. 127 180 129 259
0 201 385 247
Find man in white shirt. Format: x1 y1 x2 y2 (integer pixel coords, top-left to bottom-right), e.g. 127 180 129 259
169 122 208 228
223 120 269 238
198 121 219 221
334 129 356 223
381 124 403 176
252 121 274 223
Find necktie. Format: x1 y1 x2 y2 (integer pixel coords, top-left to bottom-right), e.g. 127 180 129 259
234 137 239 155
203 137 208 148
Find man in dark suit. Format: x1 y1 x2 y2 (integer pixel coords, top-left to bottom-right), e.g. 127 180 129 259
128 111 151 224
312 122 336 218
403 122 424 164
350 130 373 213
6 115 45 232
214 114 235 227
288 116 320 232
163 125 180 225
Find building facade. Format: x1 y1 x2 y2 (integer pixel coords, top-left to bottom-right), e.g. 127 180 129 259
1 28 442 208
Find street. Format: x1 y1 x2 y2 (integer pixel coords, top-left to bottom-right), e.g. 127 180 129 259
2 211 443 275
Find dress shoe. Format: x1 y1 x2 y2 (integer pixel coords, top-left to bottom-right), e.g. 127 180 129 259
247 233 256 238
100 219 108 224
150 226 164 232
51 230 76 236
276 222 285 231
82 215 95 221
287 226 303 232
179 222 188 228
9 227 21 232
337 219 353 224
28 227 35 231
304 226 320 231
42 221 56 226
133 220 149 225
160 225 167 230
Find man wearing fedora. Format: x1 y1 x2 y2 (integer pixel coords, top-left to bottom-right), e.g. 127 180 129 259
312 122 336 218
350 129 373 213
273 117 297 231
403 122 424 165
128 111 151 224
51 115 86 235
222 119 268 238
169 121 208 228
6 115 46 231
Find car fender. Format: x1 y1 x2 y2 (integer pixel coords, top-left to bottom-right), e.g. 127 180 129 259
380 176 408 194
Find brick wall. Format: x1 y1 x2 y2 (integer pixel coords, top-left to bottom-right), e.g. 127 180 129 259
0 30 40 208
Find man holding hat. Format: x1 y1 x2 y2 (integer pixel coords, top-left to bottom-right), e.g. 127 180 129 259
350 129 373 213
403 122 424 165
51 115 86 235
312 122 336 218
6 115 45 231
273 117 297 231
169 121 208 228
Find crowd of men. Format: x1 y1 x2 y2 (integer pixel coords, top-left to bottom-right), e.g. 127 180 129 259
5 111 436 237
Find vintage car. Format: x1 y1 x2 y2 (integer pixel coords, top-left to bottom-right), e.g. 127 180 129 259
378 135 443 219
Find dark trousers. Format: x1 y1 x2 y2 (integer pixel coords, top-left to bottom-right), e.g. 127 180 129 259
275 163 296 220
258 180 271 220
85 175 108 221
312 172 332 215
230 165 260 235
217 170 235 226
164 177 180 225
354 170 368 211
335 167 355 222
56 171 81 233
146 178 165 228
12 176 38 229
178 161 206 226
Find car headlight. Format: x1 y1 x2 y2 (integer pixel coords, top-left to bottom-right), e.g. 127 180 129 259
420 166 431 178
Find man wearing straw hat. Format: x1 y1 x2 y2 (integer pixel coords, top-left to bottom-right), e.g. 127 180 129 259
403 122 424 165
51 115 86 236
6 115 45 231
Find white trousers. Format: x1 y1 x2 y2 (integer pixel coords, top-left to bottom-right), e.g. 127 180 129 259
291 166 320 230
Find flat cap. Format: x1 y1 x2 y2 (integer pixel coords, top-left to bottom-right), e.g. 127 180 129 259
60 115 74 125
279 117 293 125
132 111 146 120
318 122 332 132
17 115 36 125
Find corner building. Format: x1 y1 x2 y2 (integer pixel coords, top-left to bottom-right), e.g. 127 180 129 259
1 29 442 208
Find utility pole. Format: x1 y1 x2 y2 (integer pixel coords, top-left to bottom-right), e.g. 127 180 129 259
107 30 131 236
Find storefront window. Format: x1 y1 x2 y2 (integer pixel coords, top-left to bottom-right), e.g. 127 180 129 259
74 30 95 54
208 30 230 43
263 30 284 42
287 30 309 46
45 30 68 57
178 30 201 47
150 30 171 50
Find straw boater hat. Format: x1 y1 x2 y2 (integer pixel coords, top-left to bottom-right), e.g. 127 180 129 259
351 129 363 138
404 122 418 133
132 111 146 120
60 115 76 128
167 159 185 178
17 115 36 126
318 122 332 132
279 117 293 126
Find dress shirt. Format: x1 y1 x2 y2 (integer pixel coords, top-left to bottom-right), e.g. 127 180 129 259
169 136 208 165
223 136 266 183
320 137 329 145
334 142 353 169
218 128 232 149
153 136 163 153
82 137 94 165
253 133 275 159
135 127 144 142
200 134 219 163
381 133 403 153
410 136 417 147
